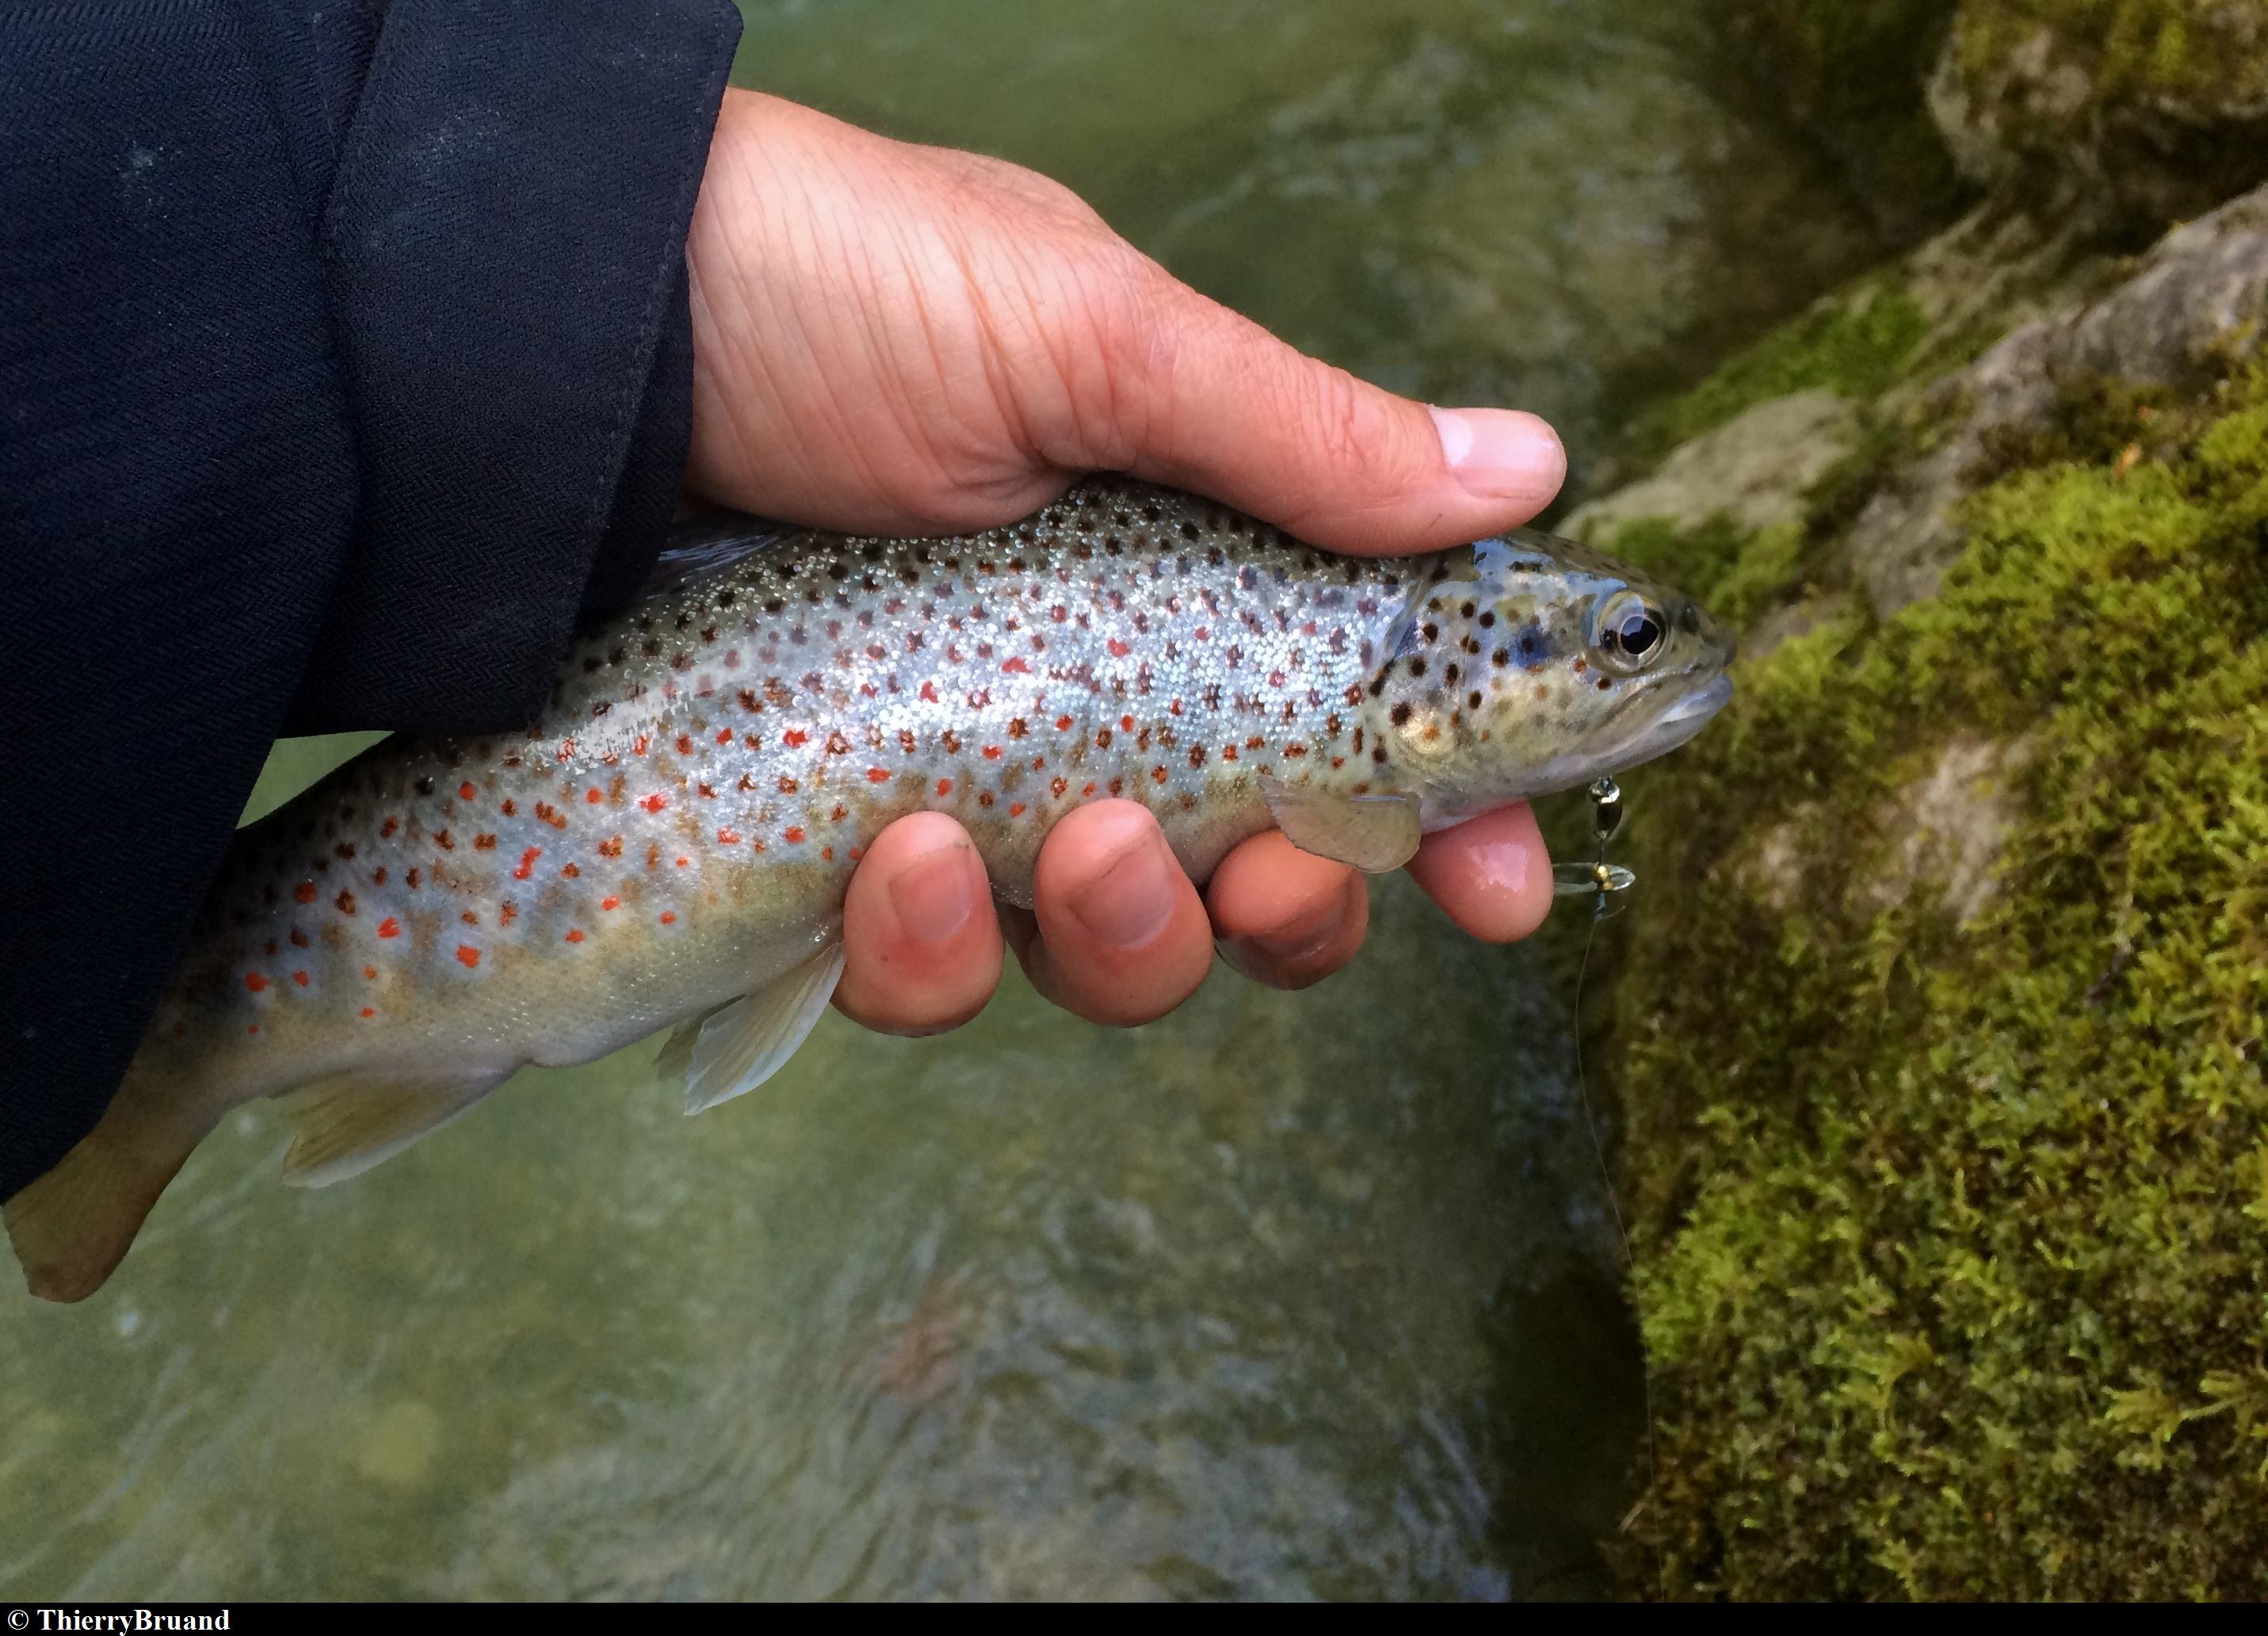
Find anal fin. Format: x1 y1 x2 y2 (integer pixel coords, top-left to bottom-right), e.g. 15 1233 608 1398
279 1067 511 1188
673 936 846 1115
1258 774 1423 872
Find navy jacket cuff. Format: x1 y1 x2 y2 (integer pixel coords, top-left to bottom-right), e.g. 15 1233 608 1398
287 0 743 733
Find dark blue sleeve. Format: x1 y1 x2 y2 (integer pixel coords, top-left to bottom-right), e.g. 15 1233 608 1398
0 0 743 1200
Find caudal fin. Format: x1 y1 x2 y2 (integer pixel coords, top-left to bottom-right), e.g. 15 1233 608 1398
4 1087 213 1303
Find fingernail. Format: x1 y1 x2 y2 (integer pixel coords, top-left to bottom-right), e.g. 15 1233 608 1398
888 838 979 942
1067 828 1179 949
1430 407 1566 503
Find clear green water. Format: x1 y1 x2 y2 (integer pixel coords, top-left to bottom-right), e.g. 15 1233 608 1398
0 0 1883 1601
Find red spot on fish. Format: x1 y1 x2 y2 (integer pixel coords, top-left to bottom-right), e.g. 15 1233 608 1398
377 917 400 938
294 881 317 904
1001 656 1033 675
784 826 806 844
822 847 834 861
363 966 376 980
456 945 480 968
675 734 693 755
335 890 357 915
1009 802 1026 817
460 910 479 925
514 847 541 880
372 867 388 885
500 903 517 926
848 847 864 861
1108 638 1132 658
866 767 890 783
290 928 310 947
920 680 940 703
360 1007 375 1019
380 816 399 839
557 740 575 762
433 828 454 850
659 912 676 925
633 735 649 756
716 728 733 745
936 778 953 797
1121 715 1136 732
247 1024 260 1036
675 856 689 867
982 745 1002 759
639 793 666 813
406 869 422 888
459 782 476 801
562 862 579 878
1050 777 1068 797
601 896 620 911
586 787 604 804
565 928 585 944
783 728 808 747
716 828 741 845
501 798 517 816
1055 715 1073 731
244 972 269 992
292 971 309 987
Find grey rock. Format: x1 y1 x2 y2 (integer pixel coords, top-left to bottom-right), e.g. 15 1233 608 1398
1564 388 1861 544
1865 734 2041 926
1846 180 2268 616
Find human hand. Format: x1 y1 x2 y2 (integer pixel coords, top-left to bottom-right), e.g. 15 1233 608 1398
684 90 1564 1032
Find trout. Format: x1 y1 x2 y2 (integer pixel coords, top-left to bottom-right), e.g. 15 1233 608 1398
7 478 1732 1301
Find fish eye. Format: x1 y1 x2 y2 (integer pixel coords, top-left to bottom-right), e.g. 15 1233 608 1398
1596 591 1666 674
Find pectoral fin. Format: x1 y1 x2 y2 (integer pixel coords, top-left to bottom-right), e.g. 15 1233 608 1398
671 935 846 1115
279 1068 513 1187
1258 775 1423 873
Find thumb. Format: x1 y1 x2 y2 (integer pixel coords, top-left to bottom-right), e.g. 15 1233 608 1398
1106 292 1567 556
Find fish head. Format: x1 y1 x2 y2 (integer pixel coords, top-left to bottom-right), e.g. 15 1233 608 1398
1365 527 1735 825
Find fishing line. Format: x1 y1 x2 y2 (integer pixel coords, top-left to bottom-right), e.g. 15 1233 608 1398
1552 777 1661 1580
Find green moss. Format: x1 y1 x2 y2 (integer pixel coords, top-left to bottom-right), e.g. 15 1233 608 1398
1957 0 2267 105
1604 515 1812 633
1628 285 1930 457
1607 359 2268 1597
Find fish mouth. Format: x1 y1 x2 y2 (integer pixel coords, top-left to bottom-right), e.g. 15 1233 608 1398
1658 671 1734 728
1612 670 1734 764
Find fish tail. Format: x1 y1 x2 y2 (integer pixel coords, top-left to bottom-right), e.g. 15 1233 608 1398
4 1063 220 1304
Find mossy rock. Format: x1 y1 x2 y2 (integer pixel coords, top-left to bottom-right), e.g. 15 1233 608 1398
1932 0 2268 235
1602 352 2268 1597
